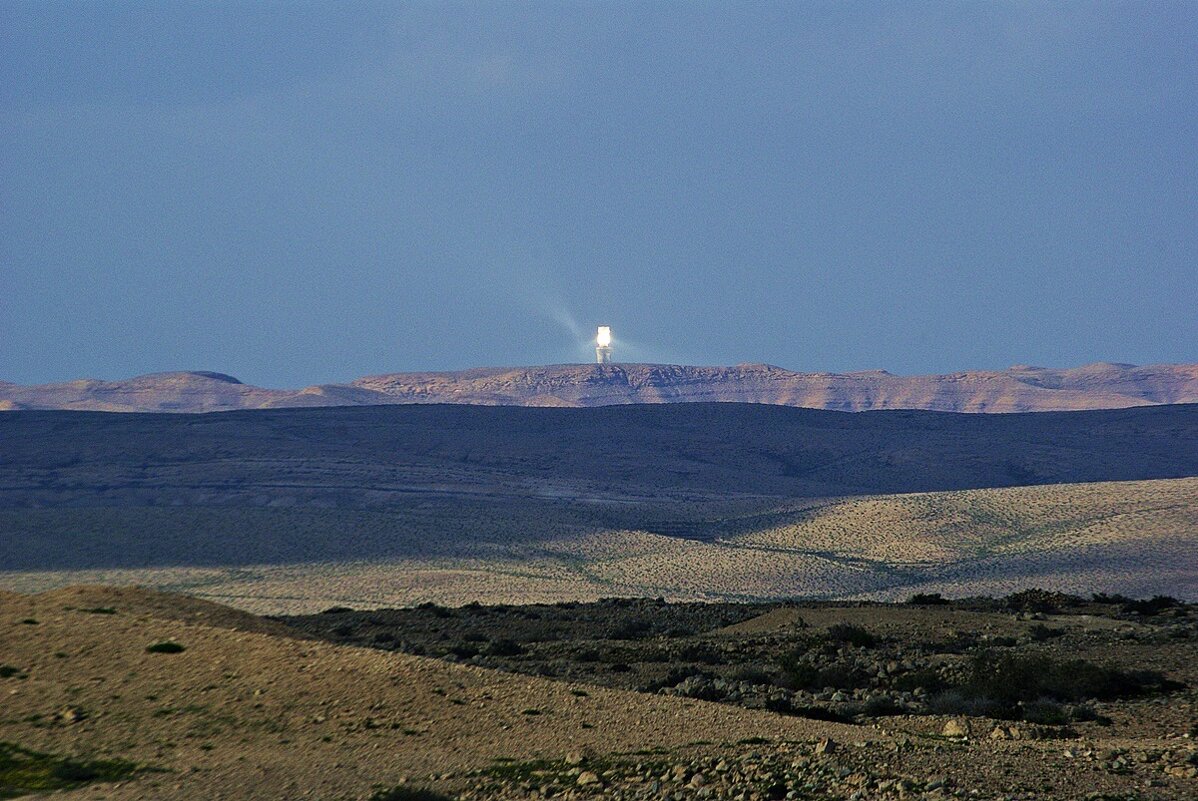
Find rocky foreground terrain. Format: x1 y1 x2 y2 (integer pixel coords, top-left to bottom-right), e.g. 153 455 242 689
3 361 1197 414
1 586 1196 800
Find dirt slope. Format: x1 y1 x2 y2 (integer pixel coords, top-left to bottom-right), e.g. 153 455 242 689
0 587 862 801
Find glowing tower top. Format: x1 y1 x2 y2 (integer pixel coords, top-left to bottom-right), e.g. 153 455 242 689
595 325 612 364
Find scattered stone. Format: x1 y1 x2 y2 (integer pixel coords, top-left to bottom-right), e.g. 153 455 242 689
55 706 86 724
814 738 837 754
942 719 970 738
576 770 602 786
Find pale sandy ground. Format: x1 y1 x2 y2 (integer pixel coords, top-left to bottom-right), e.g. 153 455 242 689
0 586 865 801
3 478 1195 614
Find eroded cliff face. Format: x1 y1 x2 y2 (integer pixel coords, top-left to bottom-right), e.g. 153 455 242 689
3 361 1197 413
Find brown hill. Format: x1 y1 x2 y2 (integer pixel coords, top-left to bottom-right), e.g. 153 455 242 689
0 587 861 801
2 361 1197 413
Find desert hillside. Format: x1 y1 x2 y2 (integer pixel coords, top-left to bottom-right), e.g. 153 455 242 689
3 361 1197 413
3 477 1195 614
0 586 861 800
1 586 1196 800
2 402 1196 512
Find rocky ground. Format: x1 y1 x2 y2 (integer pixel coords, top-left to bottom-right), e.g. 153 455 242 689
1 586 1196 800
282 592 1197 736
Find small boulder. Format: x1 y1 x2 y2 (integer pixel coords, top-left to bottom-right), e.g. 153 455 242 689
814 738 837 754
55 706 86 724
942 719 970 738
576 770 602 786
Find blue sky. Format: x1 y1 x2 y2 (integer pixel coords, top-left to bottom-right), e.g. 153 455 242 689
2 1 1195 386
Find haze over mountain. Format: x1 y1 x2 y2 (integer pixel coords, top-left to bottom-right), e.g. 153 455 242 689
2 361 1197 414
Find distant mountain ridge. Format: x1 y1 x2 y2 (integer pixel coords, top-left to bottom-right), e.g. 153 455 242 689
2 361 1196 414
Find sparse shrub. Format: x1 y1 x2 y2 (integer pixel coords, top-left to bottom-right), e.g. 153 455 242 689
641 667 704 693
415 602 452 619
907 593 949 605
1067 704 1111 725
0 742 140 795
371 787 454 801
608 619 651 640
82 607 116 615
321 606 353 614
145 642 185 654
825 623 877 648
447 643 479 659
1022 700 1069 726
486 638 526 657
609 663 631 673
861 696 904 716
51 760 101 782
779 657 819 689
930 651 1180 721
730 666 773 685
1091 593 1132 605
1122 596 1181 616
926 689 1005 719
892 668 947 694
965 652 1175 704
677 643 724 665
0 665 24 679
778 653 867 691
1026 624 1064 642
763 696 792 713
929 632 980 654
786 705 855 723
1005 589 1080 614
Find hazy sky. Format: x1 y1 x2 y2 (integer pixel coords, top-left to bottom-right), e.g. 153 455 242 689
2 2 1195 386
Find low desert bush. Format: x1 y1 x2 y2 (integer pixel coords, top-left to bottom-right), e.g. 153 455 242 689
861 695 905 717
676 643 724 665
1005 589 1081 614
486 638 526 657
371 787 454 801
447 643 479 659
1026 624 1064 642
608 619 651 640
145 642 185 654
931 651 1178 722
779 654 867 691
907 593 949 605
892 668 947 694
825 624 878 648
1122 596 1181 616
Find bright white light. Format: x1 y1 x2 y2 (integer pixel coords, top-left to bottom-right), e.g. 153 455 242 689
596 325 612 347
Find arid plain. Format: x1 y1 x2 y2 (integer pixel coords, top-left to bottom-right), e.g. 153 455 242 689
2 400 1197 800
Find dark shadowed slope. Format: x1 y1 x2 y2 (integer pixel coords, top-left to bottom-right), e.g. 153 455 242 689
3 361 1198 413
2 402 1197 512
